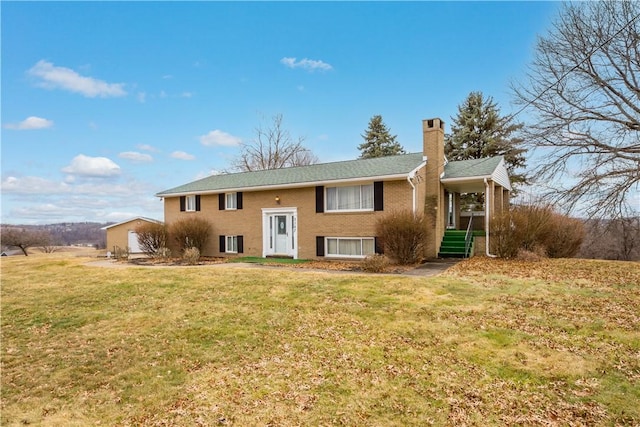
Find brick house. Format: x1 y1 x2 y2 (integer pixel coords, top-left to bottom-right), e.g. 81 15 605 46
156 118 511 260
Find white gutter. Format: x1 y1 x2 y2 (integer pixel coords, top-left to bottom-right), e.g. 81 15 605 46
407 159 427 214
484 178 497 258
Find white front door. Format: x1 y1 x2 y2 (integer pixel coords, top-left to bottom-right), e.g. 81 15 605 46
262 208 298 258
274 215 288 254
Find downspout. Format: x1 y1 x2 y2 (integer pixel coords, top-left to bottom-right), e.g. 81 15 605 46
484 178 497 258
407 175 416 214
407 159 427 214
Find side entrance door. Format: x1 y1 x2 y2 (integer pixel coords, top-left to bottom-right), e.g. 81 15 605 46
128 230 142 253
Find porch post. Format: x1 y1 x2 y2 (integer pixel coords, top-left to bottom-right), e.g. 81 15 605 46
503 187 510 211
454 192 461 230
495 185 504 217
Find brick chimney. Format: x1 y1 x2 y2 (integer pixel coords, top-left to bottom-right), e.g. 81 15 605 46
422 118 446 258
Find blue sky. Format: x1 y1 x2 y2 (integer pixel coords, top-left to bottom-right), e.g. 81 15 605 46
1 1 561 225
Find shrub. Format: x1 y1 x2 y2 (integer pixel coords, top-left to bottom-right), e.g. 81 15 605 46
170 218 211 253
543 214 584 258
516 247 546 262
182 247 200 265
513 204 555 252
135 222 168 257
361 254 389 273
490 210 520 259
376 210 427 265
114 246 130 260
491 203 585 259
157 247 171 260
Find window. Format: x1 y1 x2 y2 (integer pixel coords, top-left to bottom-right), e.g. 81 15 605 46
226 193 237 210
186 195 197 212
180 195 200 212
326 237 375 258
226 236 238 253
326 184 374 211
219 192 243 210
220 235 243 253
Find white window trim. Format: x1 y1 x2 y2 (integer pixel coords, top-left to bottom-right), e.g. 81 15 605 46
185 195 197 212
325 237 375 259
226 235 238 254
325 184 374 213
225 192 237 210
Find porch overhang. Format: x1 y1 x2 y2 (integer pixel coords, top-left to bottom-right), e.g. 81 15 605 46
440 175 492 193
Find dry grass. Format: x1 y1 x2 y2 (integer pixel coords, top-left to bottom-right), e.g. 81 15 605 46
1 254 639 426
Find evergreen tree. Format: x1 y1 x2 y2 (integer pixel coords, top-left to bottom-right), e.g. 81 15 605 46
445 92 527 188
358 115 405 159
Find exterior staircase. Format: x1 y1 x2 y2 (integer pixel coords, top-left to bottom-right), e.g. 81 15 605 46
438 230 473 258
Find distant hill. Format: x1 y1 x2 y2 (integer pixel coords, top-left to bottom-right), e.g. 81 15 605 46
0 222 112 249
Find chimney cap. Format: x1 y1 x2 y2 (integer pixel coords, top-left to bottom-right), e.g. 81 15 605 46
423 118 445 130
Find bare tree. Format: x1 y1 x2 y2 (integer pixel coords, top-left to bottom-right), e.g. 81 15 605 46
512 1 640 219
232 114 318 171
1 226 51 256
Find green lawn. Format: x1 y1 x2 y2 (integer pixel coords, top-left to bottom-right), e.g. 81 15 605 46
1 255 638 426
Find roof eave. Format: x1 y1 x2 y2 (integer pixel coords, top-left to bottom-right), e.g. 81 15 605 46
101 216 163 230
155 173 411 198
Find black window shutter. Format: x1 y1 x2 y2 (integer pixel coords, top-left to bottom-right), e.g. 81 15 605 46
374 181 384 211
375 237 384 254
219 235 226 253
219 194 225 210
316 236 325 257
195 195 201 211
180 196 186 212
237 236 244 253
315 186 324 213
237 192 243 210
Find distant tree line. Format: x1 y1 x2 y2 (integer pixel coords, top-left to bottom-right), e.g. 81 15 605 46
1 222 108 255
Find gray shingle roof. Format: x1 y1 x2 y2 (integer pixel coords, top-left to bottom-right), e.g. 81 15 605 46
443 156 504 179
156 153 426 196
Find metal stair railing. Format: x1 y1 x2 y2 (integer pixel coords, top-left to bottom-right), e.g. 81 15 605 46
464 213 474 258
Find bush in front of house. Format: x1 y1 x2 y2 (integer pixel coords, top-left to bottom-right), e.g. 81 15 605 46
182 247 200 265
491 203 585 259
170 217 211 254
361 254 390 273
136 222 169 258
376 210 427 265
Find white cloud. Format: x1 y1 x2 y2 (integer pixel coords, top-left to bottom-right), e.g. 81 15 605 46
280 57 333 72
1 174 162 224
171 151 196 160
119 151 153 162
4 116 54 130
1 176 71 194
199 130 242 147
28 60 127 98
62 154 121 177
181 92 193 98
137 92 147 103
137 144 158 152
194 169 223 180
